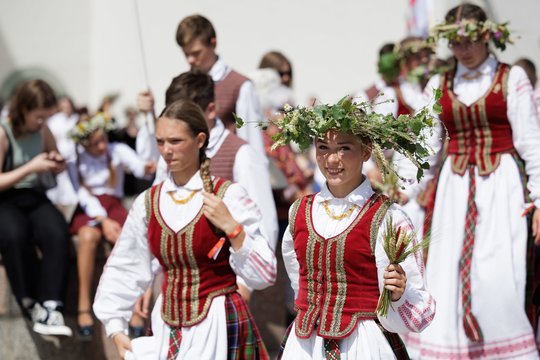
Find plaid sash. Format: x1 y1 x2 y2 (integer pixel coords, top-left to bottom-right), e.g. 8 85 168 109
323 339 341 359
225 292 269 359
459 166 483 342
167 327 182 360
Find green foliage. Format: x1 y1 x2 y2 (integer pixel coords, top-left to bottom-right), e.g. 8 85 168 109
233 113 244 128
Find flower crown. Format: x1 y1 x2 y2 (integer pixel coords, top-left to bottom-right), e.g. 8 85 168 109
69 113 116 144
235 92 442 182
395 39 435 60
429 18 513 51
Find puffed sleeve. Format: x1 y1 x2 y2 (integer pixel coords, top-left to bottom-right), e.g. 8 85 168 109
507 66 540 208
224 183 277 290
93 192 154 336
375 204 436 334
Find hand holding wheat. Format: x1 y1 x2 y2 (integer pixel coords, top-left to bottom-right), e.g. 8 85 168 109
377 219 429 317
383 263 407 301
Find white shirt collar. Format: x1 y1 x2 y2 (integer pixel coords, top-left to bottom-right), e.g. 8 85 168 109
455 54 497 79
163 170 205 193
208 56 230 82
316 177 374 206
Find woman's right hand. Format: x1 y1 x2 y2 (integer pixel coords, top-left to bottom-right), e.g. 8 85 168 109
27 152 58 174
137 91 155 113
112 332 132 359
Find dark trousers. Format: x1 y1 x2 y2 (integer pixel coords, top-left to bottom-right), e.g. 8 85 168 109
0 188 69 304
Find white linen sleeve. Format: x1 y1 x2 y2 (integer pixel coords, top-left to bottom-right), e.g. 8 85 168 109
233 144 278 251
66 160 107 218
224 183 277 290
114 143 147 178
93 192 154 336
282 223 299 300
506 66 540 208
375 204 436 334
234 80 268 161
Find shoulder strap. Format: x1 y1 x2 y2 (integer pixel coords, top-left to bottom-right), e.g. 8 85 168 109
144 184 159 223
288 194 313 237
498 62 510 100
0 122 13 172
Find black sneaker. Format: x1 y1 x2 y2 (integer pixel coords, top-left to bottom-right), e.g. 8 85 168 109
31 303 73 337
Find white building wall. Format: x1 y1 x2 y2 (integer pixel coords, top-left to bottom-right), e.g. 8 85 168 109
0 0 539 123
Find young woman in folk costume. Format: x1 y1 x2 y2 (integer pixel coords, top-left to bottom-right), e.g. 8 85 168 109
406 3 540 359
269 98 437 359
67 113 156 338
93 100 276 359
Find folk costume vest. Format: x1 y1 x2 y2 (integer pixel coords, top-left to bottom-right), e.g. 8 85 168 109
440 63 513 176
209 132 247 181
290 193 393 339
215 70 249 131
145 178 237 327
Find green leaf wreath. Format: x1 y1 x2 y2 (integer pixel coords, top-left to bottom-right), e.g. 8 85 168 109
236 90 441 183
428 18 513 51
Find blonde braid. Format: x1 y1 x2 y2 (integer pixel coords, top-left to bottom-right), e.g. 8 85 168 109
200 155 224 236
200 156 213 193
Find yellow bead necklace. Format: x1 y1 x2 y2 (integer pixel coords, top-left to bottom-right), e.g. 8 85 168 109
321 200 358 220
167 190 199 205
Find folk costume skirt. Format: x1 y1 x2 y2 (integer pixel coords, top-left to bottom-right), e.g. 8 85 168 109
406 156 538 359
126 292 268 359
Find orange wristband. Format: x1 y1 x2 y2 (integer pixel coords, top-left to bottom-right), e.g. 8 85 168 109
227 224 243 239
207 237 226 260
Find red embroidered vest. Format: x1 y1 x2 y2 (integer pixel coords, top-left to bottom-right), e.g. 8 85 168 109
393 85 414 116
215 70 249 131
145 178 237 327
209 132 246 181
440 63 513 176
291 193 393 339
